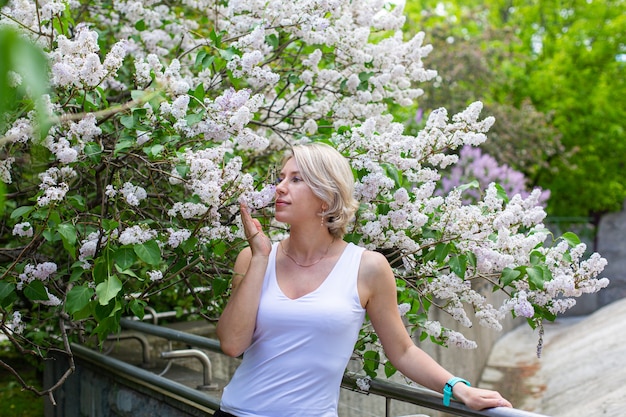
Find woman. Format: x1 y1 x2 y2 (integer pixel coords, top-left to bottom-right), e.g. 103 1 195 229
216 143 511 417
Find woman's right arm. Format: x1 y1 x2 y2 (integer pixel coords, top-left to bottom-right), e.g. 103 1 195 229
216 204 271 357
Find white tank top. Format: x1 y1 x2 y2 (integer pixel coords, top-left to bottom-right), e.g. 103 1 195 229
220 242 366 417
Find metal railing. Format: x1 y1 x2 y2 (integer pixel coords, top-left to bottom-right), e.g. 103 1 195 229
81 318 550 417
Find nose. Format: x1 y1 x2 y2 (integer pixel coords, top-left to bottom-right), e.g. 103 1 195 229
275 178 287 195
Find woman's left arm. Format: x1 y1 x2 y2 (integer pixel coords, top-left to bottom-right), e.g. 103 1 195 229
359 250 512 411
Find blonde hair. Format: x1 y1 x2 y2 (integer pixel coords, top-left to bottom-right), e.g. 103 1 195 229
283 143 359 239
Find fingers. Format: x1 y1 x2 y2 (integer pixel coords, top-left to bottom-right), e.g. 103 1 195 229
495 397 512 408
240 203 268 254
240 203 257 236
464 388 512 411
246 231 260 242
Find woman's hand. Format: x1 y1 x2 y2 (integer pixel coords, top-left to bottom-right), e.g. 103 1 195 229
240 203 272 257
454 384 512 410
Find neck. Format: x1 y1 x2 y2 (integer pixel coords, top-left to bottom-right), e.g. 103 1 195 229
281 232 336 268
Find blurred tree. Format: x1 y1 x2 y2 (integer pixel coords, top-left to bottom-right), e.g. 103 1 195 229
404 0 626 221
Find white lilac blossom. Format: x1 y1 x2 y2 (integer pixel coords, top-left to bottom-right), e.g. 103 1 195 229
8 311 25 335
37 289 62 306
443 329 478 349
398 303 411 317
45 136 78 163
356 376 371 392
4 118 33 144
105 185 117 198
69 113 102 142
12 222 33 238
17 262 57 290
167 228 192 248
0 158 15 184
79 231 106 261
120 182 148 206
118 225 158 245
239 185 276 210
37 167 77 206
423 321 443 338
168 202 209 219
49 27 128 89
147 270 163 282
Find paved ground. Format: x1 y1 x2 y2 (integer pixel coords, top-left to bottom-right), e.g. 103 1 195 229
480 298 626 416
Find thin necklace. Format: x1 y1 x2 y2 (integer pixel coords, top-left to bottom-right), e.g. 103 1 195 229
280 238 335 268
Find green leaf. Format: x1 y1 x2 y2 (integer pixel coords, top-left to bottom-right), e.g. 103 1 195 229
212 276 229 296
102 219 119 232
67 195 86 211
115 265 139 279
69 266 85 283
384 360 397 378
500 267 521 287
96 275 123 306
526 266 545 290
24 280 49 301
185 112 204 126
363 350 380 378
114 246 137 270
179 236 199 254
120 114 135 129
201 54 215 69
0 281 17 308
220 46 239 61
114 139 134 156
494 183 510 202
84 142 102 163
266 33 279 49
449 255 467 279
92 257 109 284
134 240 162 266
561 232 581 247
57 223 77 256
128 299 146 320
0 182 4 216
456 180 479 192
0 27 49 135
66 285 95 315
10 205 34 220
195 49 207 68
529 250 545 266
434 243 450 263
94 300 116 321
71 300 93 320
93 313 122 342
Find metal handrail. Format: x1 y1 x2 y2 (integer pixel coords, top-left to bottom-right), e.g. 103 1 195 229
160 348 219 390
71 343 220 412
116 318 550 417
342 374 548 417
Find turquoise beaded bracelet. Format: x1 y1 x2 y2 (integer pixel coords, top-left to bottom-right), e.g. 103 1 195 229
443 377 471 406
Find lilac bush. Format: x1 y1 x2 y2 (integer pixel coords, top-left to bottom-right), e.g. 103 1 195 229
0 0 608 397
439 145 551 205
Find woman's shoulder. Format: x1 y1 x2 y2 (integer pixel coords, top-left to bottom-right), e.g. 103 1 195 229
358 248 393 278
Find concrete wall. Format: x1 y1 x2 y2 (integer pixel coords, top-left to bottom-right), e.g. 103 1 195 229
597 199 626 306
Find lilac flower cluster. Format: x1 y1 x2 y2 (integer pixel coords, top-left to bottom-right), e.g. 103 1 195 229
439 145 551 205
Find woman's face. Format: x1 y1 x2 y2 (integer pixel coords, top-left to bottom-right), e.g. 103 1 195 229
274 157 324 225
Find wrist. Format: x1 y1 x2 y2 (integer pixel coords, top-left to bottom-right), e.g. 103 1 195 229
442 377 471 406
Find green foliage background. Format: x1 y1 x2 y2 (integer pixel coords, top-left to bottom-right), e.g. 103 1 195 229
405 0 626 221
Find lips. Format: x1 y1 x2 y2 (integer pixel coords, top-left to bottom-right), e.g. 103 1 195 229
275 199 289 207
